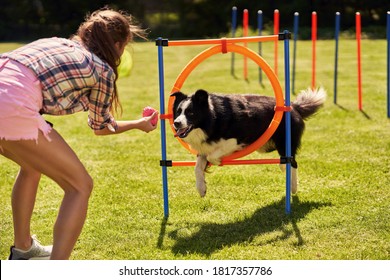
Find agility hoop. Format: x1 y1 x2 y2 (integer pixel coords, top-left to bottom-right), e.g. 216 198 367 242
167 43 284 161
156 33 293 217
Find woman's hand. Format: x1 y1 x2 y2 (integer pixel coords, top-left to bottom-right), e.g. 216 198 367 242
139 111 158 133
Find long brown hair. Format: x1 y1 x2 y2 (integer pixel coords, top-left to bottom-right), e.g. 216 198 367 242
72 7 146 116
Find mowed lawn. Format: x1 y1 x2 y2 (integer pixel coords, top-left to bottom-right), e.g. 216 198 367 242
0 37 389 260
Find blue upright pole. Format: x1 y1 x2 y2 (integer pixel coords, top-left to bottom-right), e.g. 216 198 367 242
156 38 169 217
292 12 299 94
232 6 237 37
231 6 237 77
387 12 390 118
258 10 263 84
334 12 341 104
283 30 292 215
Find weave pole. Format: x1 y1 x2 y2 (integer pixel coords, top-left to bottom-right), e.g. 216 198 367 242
231 6 237 77
356 12 363 111
274 9 279 76
243 9 249 80
387 11 390 118
292 12 299 94
258 10 263 84
334 12 341 104
311 11 317 89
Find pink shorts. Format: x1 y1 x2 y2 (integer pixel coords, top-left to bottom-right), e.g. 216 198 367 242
0 58 52 143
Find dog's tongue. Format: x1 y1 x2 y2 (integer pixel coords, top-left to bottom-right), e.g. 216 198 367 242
174 126 192 138
174 128 187 137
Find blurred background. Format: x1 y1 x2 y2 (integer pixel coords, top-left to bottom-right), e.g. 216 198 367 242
1 0 389 41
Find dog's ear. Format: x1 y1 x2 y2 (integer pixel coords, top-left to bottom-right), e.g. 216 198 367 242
192 89 209 104
171 91 187 105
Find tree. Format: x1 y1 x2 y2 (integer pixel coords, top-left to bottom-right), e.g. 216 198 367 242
0 0 389 41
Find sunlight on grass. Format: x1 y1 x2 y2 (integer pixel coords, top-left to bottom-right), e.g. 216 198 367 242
0 38 389 260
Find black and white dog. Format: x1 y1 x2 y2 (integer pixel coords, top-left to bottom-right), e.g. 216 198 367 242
172 88 326 197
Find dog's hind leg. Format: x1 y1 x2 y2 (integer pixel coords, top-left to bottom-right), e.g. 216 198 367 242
291 158 298 194
195 155 208 197
291 167 298 194
279 158 298 194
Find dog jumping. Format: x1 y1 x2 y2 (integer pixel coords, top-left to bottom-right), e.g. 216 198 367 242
172 87 326 197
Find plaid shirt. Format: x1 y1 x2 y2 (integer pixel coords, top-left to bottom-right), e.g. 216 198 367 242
0 37 118 131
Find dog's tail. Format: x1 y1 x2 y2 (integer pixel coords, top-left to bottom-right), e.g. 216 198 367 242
292 87 326 119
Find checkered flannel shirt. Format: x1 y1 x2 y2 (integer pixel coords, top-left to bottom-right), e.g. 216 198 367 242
0 37 118 131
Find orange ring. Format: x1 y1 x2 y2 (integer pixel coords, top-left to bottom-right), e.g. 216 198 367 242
168 43 284 161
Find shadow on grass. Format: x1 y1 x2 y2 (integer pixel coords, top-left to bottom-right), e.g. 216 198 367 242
157 216 168 249
360 109 371 120
335 103 349 111
335 103 371 119
166 196 330 257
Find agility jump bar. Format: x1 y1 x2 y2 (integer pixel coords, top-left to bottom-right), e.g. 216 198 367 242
156 35 280 48
160 159 282 167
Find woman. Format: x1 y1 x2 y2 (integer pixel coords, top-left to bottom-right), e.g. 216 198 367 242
0 7 157 260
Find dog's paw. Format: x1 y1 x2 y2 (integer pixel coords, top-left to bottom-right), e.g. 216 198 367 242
196 180 207 197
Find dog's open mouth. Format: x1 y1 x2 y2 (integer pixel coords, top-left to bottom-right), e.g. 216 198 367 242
174 125 193 138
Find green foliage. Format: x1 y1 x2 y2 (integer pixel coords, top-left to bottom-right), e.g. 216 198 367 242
0 1 389 40
0 38 389 260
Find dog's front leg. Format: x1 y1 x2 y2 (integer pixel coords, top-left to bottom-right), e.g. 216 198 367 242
195 155 208 197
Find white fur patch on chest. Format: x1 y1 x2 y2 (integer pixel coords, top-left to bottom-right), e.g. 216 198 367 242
184 128 244 158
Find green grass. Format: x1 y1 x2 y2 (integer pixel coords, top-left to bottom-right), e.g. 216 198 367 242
0 38 389 260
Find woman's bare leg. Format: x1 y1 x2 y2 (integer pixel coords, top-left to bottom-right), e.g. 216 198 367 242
0 129 93 259
12 167 41 250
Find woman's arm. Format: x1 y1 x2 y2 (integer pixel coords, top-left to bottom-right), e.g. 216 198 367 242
94 111 158 136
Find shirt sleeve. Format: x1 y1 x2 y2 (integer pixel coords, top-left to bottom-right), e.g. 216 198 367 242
87 68 118 131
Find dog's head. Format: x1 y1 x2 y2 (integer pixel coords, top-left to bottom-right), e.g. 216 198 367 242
171 89 210 138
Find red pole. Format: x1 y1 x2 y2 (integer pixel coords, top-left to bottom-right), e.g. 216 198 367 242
356 12 363 111
312 11 317 89
243 9 249 80
274 9 279 76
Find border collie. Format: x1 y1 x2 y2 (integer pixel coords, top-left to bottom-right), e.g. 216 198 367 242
172 88 326 197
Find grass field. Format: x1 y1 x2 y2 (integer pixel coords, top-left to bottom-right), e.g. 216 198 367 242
0 38 389 260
